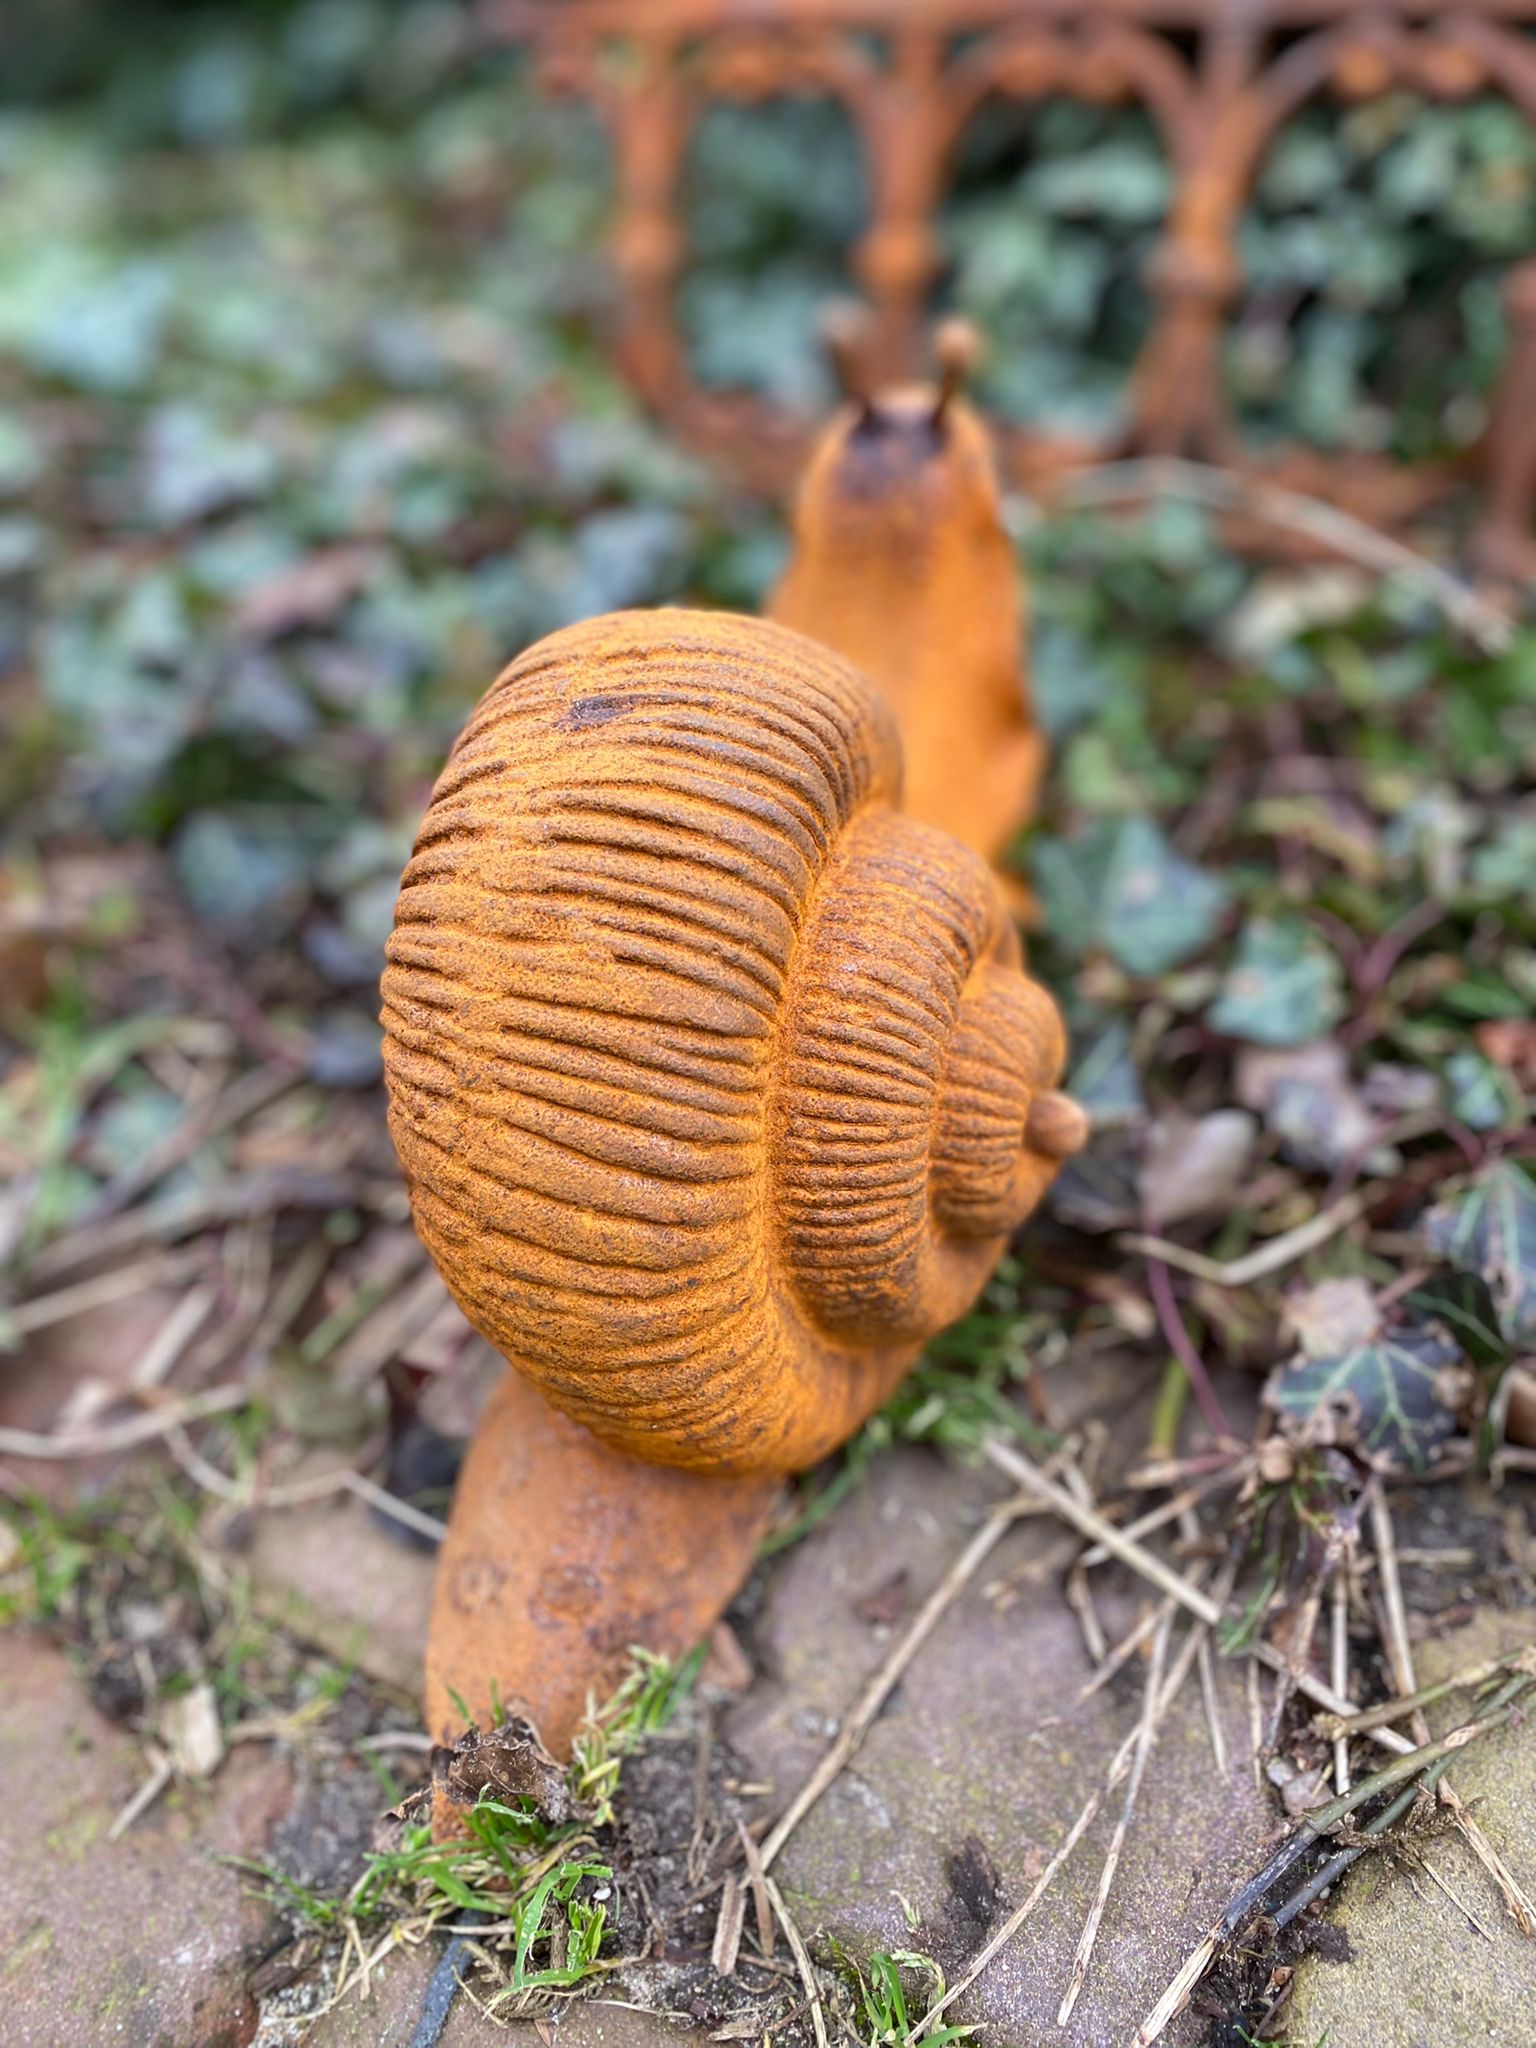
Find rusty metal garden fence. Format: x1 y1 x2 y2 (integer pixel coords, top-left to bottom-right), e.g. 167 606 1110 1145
493 0 1536 575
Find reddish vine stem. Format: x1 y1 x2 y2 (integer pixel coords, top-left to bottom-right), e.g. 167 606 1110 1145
1145 1253 1237 1445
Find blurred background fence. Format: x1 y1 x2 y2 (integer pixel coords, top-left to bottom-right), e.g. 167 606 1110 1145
504 0 1536 573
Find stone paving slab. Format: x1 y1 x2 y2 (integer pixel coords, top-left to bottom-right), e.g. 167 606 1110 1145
1 1629 291 2048
728 1444 1273 2048
14 1323 1530 2047
248 1493 436 1701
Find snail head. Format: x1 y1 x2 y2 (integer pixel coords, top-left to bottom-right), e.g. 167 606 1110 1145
800 314 1003 565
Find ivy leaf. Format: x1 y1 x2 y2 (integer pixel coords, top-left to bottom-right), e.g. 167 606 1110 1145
1028 622 1121 742
1209 916 1345 1047
1266 1313 1467 1476
1422 1160 1536 1347
1443 1050 1525 1134
1065 1020 1145 1129
1032 815 1229 977
1402 1269 1511 1372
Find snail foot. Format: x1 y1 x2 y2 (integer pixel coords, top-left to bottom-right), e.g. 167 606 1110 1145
424 1372 780 1766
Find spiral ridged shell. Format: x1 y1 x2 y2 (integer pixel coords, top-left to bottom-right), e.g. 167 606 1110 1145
381 608 1069 1477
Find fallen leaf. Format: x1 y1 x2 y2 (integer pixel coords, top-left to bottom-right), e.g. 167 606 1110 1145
852 1569 911 1629
1047 1128 1142 1233
1222 566 1373 662
1237 1039 1391 1173
1281 1276 1379 1359
160 1682 225 1779
1401 1269 1510 1371
1443 1050 1526 1133
1066 1020 1146 1131
1477 1019 1536 1087
1139 1109 1257 1226
432 1716 572 1823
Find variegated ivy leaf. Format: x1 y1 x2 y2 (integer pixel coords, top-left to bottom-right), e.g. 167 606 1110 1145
1422 1160 1536 1348
1266 1315 1468 1477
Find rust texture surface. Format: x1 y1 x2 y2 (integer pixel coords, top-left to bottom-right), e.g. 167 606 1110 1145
381 605 1083 1745
495 0 1536 573
769 339 1046 881
423 1370 779 1750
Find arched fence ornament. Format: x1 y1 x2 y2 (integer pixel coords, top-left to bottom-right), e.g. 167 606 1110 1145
491 0 1536 576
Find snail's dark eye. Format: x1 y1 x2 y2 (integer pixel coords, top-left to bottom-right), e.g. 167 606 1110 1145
844 403 946 480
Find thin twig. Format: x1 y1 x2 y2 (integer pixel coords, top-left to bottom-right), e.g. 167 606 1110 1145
1136 1673 1536 2047
1145 1254 1235 1442
1298 1671 1536 1845
910 1592 1216 2045
1246 1658 1265 1794
1120 1187 1372 1290
1079 1597 1167 1701
1060 457 1515 653
342 1472 449 1544
763 1878 828 2048
1369 1488 1536 1936
982 1439 1416 1755
164 1427 447 1542
1316 1646 1534 1737
736 1820 775 1962
908 1780 1111 2043
26 1169 356 1285
710 1876 747 1978
1058 1611 1172 2023
356 1731 435 1755
1066 1556 1108 1665
107 1746 173 1840
53 1284 217 1438
1419 1857 1497 1942
1195 1628 1229 1784
134 1285 217 1390
76 1062 301 1227
1179 1505 1229 1782
1078 1468 1245 1567
1368 1487 1416 1706
0 1383 250 1460
3 1250 206 1337
1331 1555 1352 1797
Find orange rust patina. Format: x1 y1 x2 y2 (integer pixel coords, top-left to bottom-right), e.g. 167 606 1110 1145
381 608 1085 1756
769 323 1044 887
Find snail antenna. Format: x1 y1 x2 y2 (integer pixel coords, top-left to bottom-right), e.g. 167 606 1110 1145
821 298 877 410
932 317 981 424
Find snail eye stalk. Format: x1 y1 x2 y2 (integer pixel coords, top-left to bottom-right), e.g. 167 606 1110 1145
931 315 981 426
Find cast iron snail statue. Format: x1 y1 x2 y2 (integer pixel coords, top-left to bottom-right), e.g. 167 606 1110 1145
769 319 1045 894
382 606 1085 1756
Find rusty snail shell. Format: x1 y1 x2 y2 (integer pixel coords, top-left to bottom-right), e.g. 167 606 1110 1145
769 318 1045 890
381 607 1084 1752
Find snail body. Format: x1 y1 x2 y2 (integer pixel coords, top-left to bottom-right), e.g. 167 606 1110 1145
768 344 1044 889
383 609 1081 1751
